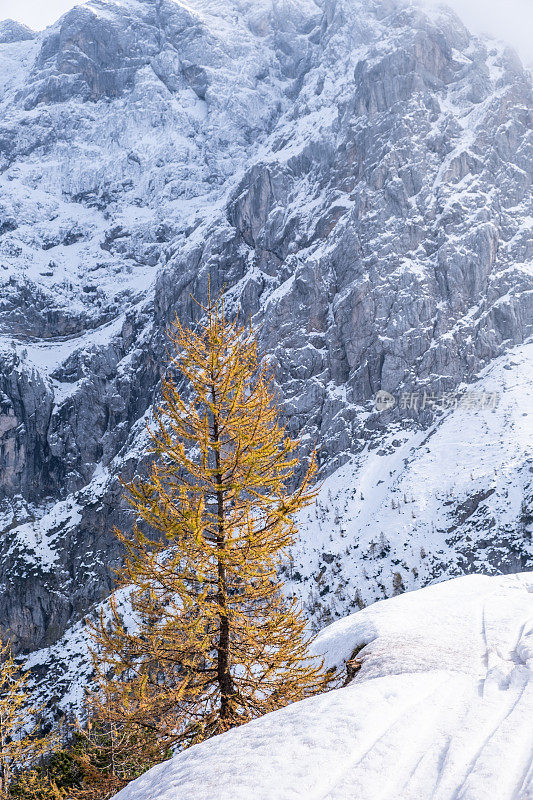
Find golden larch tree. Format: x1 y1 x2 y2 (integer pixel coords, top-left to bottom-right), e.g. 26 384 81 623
0 636 63 800
65 712 161 800
89 293 330 754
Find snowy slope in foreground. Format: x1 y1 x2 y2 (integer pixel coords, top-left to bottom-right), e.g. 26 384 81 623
112 573 533 800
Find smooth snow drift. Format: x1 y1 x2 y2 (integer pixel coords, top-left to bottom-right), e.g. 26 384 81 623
111 572 533 800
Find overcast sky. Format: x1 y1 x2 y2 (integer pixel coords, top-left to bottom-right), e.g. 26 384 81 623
2 0 532 65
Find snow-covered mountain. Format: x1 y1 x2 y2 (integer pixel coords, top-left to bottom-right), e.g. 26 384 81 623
0 0 531 704
110 572 533 800
291 339 533 628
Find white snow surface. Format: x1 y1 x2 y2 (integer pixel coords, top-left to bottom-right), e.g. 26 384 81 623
111 572 533 800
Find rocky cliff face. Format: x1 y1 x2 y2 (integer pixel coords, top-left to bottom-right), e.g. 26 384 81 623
0 0 531 692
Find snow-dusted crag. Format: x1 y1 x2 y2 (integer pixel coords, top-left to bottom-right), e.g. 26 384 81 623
0 0 531 683
111 573 533 800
